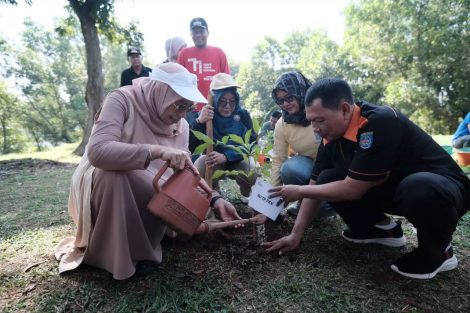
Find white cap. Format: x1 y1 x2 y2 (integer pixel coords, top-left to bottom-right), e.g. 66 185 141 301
210 73 240 90
149 67 207 103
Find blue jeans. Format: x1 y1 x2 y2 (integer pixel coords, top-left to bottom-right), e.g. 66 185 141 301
452 135 470 148
280 155 314 185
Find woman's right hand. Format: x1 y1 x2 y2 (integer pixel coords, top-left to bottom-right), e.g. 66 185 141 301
151 146 198 173
197 105 214 124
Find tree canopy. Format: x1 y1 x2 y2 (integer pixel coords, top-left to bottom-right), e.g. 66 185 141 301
1 0 468 154
342 0 469 133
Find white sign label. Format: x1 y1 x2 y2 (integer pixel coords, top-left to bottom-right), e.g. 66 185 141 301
248 178 284 221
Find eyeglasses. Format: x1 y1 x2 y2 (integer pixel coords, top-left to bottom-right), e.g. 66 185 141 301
275 94 296 106
173 102 195 112
219 99 236 108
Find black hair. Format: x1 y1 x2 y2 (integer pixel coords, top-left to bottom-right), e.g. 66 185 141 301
271 110 282 119
304 78 354 110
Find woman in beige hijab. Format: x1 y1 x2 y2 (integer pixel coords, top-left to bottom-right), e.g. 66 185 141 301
55 63 241 280
164 36 187 63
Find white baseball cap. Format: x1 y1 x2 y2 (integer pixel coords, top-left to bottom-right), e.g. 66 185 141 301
149 66 208 103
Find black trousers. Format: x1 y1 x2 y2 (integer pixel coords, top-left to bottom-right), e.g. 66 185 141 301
317 169 468 252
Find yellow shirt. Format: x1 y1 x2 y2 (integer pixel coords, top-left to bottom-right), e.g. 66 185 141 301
270 117 319 186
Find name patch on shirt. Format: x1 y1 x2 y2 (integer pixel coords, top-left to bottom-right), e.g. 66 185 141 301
359 131 373 149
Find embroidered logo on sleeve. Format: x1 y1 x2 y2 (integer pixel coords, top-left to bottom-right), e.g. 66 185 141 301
359 131 373 149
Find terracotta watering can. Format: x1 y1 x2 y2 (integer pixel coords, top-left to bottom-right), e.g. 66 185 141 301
147 162 268 236
147 162 212 236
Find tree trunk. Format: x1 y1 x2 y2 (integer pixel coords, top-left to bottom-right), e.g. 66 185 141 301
70 0 105 156
1 117 8 154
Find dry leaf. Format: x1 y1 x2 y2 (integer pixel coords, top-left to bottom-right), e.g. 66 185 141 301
23 260 46 272
233 281 244 289
23 283 37 295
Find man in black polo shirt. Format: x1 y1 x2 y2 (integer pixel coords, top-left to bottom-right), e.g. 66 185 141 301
263 78 470 279
120 47 152 87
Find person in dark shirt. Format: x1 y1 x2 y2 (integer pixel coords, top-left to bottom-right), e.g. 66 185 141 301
120 47 152 87
258 110 282 139
263 77 470 280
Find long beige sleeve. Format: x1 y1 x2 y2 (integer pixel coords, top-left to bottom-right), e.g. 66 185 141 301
270 118 319 186
271 120 289 186
87 92 149 171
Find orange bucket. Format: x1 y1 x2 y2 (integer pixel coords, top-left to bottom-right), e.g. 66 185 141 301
455 148 470 166
257 153 266 165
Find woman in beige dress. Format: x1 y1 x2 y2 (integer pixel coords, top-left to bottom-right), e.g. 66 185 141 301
55 63 241 280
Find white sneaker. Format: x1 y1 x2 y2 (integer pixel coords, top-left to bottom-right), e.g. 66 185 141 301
286 201 300 216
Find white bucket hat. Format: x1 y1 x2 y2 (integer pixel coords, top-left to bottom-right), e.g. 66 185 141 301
210 73 240 91
149 67 207 103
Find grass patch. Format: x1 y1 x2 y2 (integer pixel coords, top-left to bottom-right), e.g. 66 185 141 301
432 134 452 146
0 143 80 164
0 163 74 239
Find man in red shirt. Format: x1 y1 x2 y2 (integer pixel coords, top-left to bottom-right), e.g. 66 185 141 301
177 17 230 127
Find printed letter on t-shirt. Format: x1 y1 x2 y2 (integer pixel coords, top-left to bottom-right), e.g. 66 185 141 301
188 58 202 74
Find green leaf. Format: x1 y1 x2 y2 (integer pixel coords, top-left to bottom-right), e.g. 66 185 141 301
249 141 257 153
221 135 230 145
193 143 209 155
224 144 246 156
254 145 261 157
211 170 228 180
244 129 252 145
228 134 245 145
252 118 261 134
191 130 213 144
261 167 271 178
239 145 250 155
247 168 257 178
262 143 273 155
211 169 242 180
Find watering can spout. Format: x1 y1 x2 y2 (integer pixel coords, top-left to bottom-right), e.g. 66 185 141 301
194 214 267 234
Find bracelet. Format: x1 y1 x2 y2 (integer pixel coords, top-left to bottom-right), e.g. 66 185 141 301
210 195 223 207
148 147 153 160
144 149 151 168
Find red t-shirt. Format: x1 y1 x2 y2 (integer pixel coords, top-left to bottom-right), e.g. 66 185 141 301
177 45 230 111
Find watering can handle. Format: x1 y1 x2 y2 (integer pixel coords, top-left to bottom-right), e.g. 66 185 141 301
152 162 170 193
198 175 214 201
152 162 213 201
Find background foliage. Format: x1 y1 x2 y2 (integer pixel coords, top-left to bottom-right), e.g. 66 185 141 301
0 0 469 153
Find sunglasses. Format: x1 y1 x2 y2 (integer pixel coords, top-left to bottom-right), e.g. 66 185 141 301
219 99 236 108
275 94 296 106
173 101 195 112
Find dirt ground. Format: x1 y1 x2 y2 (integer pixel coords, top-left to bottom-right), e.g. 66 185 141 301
1 159 469 313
